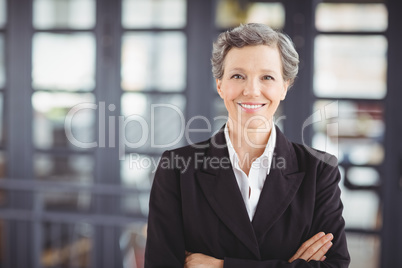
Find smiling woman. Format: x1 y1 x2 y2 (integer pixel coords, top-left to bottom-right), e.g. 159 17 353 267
145 23 350 268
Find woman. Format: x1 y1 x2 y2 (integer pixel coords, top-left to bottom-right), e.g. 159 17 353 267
145 23 350 268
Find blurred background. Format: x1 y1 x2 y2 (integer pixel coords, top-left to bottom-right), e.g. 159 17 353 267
0 0 401 267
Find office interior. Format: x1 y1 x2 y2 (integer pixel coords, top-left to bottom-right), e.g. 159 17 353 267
0 0 401 267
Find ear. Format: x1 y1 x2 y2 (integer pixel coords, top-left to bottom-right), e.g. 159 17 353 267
216 79 224 99
280 81 289 101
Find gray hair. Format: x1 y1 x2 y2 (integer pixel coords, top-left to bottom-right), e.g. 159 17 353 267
211 23 299 88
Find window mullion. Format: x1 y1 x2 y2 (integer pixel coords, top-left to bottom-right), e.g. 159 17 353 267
6 0 34 267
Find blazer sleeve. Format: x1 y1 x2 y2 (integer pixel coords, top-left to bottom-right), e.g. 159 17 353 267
223 155 350 268
144 150 185 268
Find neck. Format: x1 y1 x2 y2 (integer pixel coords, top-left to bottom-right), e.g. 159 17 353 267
227 119 273 153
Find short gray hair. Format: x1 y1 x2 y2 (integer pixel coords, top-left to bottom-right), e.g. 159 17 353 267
211 23 299 88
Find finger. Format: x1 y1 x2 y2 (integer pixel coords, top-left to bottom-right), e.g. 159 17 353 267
289 232 325 261
301 234 333 261
288 232 325 262
320 255 327 262
308 241 333 262
299 233 333 261
184 251 193 264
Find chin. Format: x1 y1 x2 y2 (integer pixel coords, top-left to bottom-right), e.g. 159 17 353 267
240 115 272 128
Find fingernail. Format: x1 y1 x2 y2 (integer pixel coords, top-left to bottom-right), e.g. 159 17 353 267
325 242 333 249
326 233 333 240
318 232 325 238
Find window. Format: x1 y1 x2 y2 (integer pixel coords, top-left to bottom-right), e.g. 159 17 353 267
313 2 388 267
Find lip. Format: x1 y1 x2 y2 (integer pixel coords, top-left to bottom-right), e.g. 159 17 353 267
237 102 266 113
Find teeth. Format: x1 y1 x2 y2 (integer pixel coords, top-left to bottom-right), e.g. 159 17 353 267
240 103 263 109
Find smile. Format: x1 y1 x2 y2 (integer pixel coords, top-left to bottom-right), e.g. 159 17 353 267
237 102 266 112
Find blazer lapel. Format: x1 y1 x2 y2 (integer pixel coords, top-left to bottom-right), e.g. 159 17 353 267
251 126 305 242
195 128 260 259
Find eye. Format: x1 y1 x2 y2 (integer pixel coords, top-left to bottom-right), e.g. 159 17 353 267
231 74 244 79
263 75 274 80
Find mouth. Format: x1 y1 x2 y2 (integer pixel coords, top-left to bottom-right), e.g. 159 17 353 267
237 102 266 112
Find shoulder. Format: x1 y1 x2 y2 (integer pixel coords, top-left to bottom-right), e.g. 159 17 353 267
289 142 342 192
289 142 339 175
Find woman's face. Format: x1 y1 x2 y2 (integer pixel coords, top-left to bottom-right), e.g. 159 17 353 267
216 45 289 130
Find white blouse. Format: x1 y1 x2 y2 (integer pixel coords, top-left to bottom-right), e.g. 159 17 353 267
224 124 276 221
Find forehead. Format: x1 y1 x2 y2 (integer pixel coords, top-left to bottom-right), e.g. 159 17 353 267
224 45 282 71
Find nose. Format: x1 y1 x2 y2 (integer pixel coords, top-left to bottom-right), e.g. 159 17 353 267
243 78 261 97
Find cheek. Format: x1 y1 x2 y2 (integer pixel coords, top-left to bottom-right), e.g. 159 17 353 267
222 91 238 103
262 87 284 102
222 82 243 99
225 93 237 101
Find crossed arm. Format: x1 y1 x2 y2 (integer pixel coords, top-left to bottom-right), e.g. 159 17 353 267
185 232 334 268
145 151 350 268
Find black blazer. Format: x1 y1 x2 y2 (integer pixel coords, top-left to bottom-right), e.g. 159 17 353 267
145 126 350 267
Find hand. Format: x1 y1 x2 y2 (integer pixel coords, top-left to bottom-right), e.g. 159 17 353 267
288 232 334 263
184 251 224 268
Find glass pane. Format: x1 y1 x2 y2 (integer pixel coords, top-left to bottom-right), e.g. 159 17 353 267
34 154 94 181
314 35 387 99
121 154 154 215
120 223 147 268
122 0 186 29
121 32 186 92
0 35 5 88
306 100 339 158
33 0 96 29
32 92 95 149
216 1 285 29
34 154 93 211
342 191 381 230
313 101 384 165
42 222 93 267
0 0 5 28
347 167 380 187
339 167 381 230
316 3 388 32
346 233 380 268
338 140 384 166
121 154 155 189
120 93 186 154
32 33 96 91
